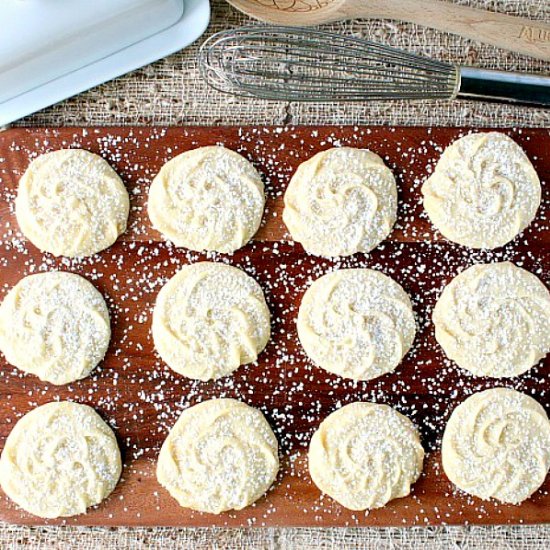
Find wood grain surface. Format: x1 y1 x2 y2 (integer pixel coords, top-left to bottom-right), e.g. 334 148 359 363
0 126 548 527
224 0 550 61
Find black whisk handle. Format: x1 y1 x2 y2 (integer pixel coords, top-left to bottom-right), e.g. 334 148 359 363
457 67 550 106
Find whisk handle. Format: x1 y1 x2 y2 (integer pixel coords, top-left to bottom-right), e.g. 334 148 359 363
457 67 550 106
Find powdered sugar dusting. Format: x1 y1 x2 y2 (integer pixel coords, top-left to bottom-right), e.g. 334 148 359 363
0 126 548 527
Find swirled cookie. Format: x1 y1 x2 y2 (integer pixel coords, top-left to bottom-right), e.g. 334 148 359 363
148 146 265 254
422 132 540 249
283 147 397 257
157 398 279 514
0 401 121 518
152 262 270 381
0 272 111 385
433 262 550 378
308 402 424 510
442 388 550 504
16 149 129 257
297 269 415 381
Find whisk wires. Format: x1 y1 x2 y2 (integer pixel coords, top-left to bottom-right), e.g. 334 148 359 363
199 26 459 102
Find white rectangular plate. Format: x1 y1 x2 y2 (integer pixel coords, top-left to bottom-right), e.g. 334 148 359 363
0 0 210 126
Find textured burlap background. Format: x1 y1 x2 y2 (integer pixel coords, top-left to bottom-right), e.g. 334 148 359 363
4 0 550 548
13 0 550 128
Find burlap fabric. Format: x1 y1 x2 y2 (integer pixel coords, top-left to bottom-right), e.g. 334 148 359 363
3 0 550 548
14 0 549 128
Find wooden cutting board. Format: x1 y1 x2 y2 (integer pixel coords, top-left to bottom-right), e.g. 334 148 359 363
0 126 549 527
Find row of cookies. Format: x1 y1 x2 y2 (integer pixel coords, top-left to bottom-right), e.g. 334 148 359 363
2 385 550 519
14 132 541 261
150 132 542 255
2 259 549 385
13 145 265 258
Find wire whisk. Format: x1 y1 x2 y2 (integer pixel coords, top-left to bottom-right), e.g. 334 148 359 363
199 26 550 106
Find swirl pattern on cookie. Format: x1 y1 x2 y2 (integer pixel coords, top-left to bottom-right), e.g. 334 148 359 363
148 146 265 253
0 272 111 385
152 262 270 381
157 398 279 514
16 149 129 257
0 402 121 518
283 147 397 257
442 388 550 504
433 262 550 378
297 268 416 381
422 132 540 249
308 402 424 510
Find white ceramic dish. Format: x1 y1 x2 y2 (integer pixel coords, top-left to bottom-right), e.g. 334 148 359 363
0 0 211 126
